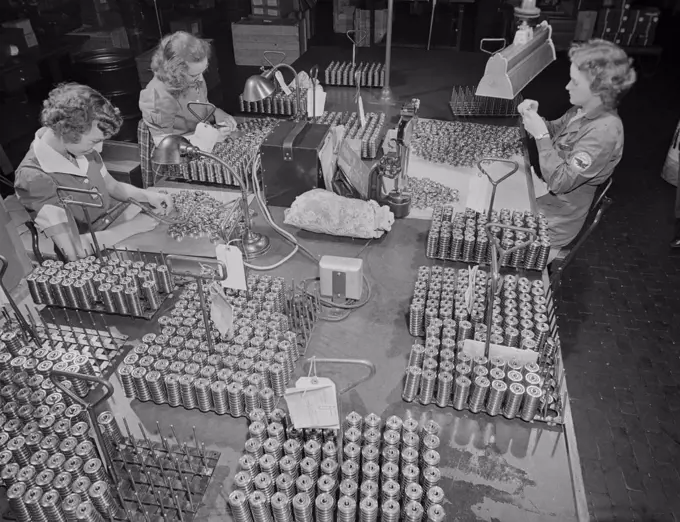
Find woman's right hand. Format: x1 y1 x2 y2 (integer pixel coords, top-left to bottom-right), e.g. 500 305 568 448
518 99 539 116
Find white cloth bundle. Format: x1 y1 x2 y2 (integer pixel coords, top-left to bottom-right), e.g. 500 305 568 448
283 189 394 239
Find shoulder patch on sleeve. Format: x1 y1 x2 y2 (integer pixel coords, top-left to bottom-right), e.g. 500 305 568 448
571 151 592 171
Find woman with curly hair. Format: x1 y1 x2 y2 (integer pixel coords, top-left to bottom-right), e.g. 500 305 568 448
518 39 637 250
139 31 237 145
14 83 173 260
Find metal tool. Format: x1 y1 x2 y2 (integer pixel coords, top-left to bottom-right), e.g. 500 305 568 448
347 30 367 68
55 185 106 259
427 0 437 51
476 158 521 218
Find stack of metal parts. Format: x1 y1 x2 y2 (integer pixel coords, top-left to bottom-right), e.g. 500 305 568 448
0 340 122 522
404 265 562 423
411 119 523 168
323 61 385 87
167 118 278 186
312 111 386 159
166 190 245 244
26 255 174 319
117 274 319 417
426 206 551 271
449 86 523 117
238 90 308 116
230 411 446 522
112 418 221 522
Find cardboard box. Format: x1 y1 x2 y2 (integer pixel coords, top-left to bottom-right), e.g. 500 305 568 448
1 19 38 47
594 8 629 40
574 10 598 41
354 8 388 46
617 8 660 46
251 0 295 17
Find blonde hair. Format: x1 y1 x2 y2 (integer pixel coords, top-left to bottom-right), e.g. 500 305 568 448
150 31 211 96
41 83 122 143
569 39 637 108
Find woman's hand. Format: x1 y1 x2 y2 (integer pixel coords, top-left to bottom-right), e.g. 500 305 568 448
216 113 238 132
522 110 549 139
517 99 539 116
143 191 174 215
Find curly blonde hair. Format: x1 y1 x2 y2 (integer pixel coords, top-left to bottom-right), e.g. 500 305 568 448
151 32 211 96
569 39 637 109
41 83 122 144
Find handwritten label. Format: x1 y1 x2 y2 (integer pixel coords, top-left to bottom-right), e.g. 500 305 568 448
209 284 234 339
285 377 339 429
216 244 247 291
275 71 293 95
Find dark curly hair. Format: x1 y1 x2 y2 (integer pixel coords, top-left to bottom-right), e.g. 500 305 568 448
150 31 211 97
569 39 637 109
41 83 122 144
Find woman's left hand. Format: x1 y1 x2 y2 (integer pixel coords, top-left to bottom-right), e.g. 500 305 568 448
522 110 549 139
216 114 238 132
144 191 173 215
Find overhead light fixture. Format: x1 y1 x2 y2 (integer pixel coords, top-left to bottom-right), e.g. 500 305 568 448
152 135 271 258
476 21 556 100
243 62 304 121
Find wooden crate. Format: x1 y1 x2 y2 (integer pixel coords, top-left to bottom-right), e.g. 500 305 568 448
232 17 304 66
251 0 295 18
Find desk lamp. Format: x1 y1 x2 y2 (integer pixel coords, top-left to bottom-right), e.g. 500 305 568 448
243 63 304 121
151 135 271 257
476 20 556 100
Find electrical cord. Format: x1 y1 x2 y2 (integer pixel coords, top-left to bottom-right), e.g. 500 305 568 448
301 274 372 321
240 155 319 270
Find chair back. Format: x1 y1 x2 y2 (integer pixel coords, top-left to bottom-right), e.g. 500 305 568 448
550 177 613 289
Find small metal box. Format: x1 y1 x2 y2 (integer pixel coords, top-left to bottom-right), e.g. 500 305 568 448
259 120 331 208
319 256 364 300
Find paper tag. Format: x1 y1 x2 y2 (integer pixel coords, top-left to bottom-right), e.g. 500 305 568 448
284 377 340 429
337 139 370 199
0 287 8 307
209 285 234 339
465 265 477 314
275 71 293 96
188 122 220 152
216 244 247 291
358 95 366 128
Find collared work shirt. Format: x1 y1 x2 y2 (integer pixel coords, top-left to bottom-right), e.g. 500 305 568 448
536 105 624 248
139 75 212 145
14 129 114 238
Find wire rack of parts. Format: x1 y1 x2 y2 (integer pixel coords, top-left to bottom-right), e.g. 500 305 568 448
323 61 385 87
163 118 279 185
449 85 523 118
230 410 446 522
1 403 218 522
411 119 523 168
404 265 564 424
239 90 308 116
118 274 319 417
312 111 386 159
26 254 175 319
426 206 551 271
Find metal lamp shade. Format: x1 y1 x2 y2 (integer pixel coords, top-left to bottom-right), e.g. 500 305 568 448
151 135 194 165
242 71 277 103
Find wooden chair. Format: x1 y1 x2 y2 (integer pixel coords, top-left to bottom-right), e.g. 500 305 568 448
549 177 614 291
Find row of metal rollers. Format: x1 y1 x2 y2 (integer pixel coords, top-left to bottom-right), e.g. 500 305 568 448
26 257 174 315
426 207 551 271
312 111 386 160
402 347 546 421
230 410 446 522
324 61 386 88
239 90 307 116
409 266 555 354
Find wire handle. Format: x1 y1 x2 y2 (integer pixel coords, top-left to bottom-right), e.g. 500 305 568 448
480 38 507 55
50 369 115 408
476 158 519 186
56 185 105 209
187 101 217 124
263 50 287 69
484 222 536 259
347 30 367 67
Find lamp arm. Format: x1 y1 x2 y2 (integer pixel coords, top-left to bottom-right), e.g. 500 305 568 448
192 149 253 232
273 63 302 120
